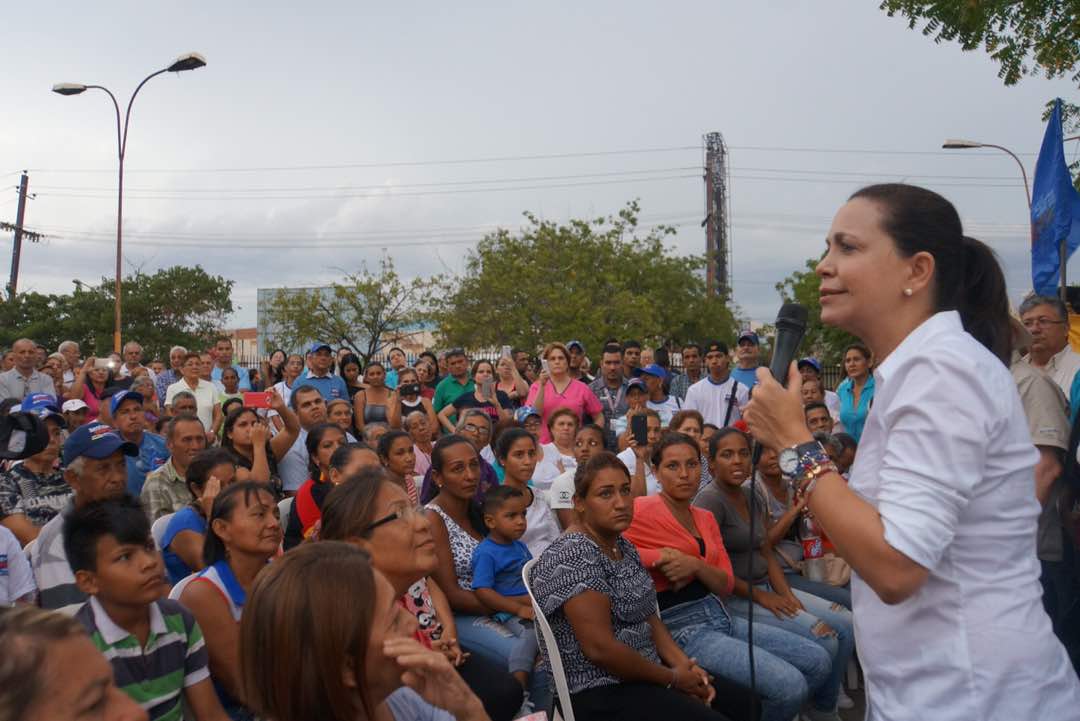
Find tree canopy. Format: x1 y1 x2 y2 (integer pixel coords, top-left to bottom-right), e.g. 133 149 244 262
0 265 234 359
880 1 1080 86
434 202 739 354
263 256 441 363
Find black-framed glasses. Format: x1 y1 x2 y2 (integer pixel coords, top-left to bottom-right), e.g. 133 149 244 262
1022 317 1066 329
362 505 419 534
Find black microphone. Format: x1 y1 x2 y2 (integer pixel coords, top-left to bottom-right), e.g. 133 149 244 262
752 303 809 463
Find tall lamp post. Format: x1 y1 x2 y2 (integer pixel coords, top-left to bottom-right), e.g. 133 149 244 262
940 138 1062 299
53 52 206 353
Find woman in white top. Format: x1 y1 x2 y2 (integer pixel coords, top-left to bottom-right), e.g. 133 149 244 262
534 407 579 491
745 183 1080 721
616 408 663 496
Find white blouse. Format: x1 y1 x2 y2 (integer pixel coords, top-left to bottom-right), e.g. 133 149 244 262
848 311 1080 720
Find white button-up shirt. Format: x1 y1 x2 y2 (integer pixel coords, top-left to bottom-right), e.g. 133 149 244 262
1022 343 1080 398
848 311 1080 721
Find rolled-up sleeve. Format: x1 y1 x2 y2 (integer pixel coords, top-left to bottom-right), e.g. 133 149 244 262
876 354 994 571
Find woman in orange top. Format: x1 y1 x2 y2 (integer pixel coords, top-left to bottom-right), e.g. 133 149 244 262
624 432 832 721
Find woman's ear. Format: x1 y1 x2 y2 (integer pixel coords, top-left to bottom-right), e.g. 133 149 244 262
347 536 373 554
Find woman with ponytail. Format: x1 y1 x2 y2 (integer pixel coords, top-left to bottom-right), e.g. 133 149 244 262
744 183 1080 720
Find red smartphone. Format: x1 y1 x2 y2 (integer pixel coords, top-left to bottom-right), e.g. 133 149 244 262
243 391 271 409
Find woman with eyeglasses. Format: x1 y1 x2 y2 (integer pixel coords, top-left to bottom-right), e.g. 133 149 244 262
319 465 523 721
425 434 550 715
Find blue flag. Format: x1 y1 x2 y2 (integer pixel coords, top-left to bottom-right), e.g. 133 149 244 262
1031 98 1080 296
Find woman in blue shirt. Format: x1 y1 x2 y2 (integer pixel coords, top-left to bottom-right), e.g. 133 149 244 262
835 343 874 442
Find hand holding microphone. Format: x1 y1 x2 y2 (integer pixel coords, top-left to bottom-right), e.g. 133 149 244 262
743 361 815 452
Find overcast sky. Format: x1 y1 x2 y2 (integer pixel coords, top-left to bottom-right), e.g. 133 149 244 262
2 2 1077 335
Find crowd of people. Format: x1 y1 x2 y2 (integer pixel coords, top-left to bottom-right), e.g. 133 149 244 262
2 184 1080 721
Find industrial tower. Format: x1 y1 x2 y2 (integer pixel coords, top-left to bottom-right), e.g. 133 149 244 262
703 132 731 298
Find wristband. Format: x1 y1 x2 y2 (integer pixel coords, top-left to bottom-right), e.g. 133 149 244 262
667 668 678 689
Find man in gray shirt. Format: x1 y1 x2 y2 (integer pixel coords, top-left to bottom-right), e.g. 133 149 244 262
0 338 56 401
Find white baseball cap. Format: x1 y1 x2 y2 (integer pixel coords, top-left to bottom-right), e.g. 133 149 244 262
61 399 89 413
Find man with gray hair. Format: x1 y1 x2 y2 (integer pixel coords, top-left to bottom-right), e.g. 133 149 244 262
116 340 156 384
57 340 80 385
154 345 187 405
1019 294 1080 397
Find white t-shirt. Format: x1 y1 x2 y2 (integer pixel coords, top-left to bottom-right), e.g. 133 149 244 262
646 395 682 426
534 443 575 491
547 469 576 510
616 447 659 495
0 525 35 605
849 310 1080 721
682 375 750 428
521 488 561 558
278 428 310 492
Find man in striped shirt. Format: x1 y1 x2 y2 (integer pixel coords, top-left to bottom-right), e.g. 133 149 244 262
66 495 228 721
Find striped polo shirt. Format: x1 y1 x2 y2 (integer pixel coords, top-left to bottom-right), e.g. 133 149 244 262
75 596 210 721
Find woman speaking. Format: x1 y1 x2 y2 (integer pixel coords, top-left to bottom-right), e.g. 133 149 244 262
744 184 1080 721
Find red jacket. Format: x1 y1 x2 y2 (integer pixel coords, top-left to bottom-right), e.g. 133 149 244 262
624 494 735 596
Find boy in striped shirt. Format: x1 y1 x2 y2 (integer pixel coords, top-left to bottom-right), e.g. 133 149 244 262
64 494 229 721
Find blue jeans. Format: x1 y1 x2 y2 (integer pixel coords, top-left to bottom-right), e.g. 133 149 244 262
725 583 854 711
784 571 852 610
502 617 540 676
662 595 831 721
455 614 551 710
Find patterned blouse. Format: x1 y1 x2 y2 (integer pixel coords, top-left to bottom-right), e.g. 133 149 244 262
0 464 72 527
426 502 480 591
530 532 661 694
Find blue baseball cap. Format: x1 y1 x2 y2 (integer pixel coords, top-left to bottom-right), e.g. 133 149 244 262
109 390 144 416
634 363 668 381
308 342 332 354
515 406 540 423
17 393 66 428
626 378 648 393
566 340 585 353
62 421 138 467
797 357 822 374
737 330 760 345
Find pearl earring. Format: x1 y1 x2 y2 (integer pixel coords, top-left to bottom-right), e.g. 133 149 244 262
903 288 913 297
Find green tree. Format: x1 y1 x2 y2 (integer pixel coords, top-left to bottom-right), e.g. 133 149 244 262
264 256 442 363
880 1 1080 86
434 202 739 353
775 258 857 365
0 265 234 360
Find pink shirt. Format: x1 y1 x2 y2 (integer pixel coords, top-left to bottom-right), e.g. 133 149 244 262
525 378 603 443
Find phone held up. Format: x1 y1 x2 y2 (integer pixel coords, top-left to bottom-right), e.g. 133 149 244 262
631 414 648 446
243 391 272 409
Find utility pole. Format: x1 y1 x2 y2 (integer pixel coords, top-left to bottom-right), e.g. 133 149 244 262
7 172 28 300
703 133 731 298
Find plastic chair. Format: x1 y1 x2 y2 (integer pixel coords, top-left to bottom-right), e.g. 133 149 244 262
277 497 293 531
151 512 175 550
522 557 575 721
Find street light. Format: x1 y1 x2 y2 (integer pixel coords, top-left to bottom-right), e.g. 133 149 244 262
52 52 206 352
941 139 1032 208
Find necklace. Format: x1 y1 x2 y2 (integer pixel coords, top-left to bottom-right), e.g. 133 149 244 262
580 526 620 558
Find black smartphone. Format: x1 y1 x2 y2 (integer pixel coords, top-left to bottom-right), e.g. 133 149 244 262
399 383 421 396
631 414 648 446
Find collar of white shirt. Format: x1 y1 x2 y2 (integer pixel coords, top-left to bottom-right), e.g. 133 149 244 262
875 310 963 386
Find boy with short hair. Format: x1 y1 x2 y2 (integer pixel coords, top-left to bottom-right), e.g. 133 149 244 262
471 486 539 691
64 494 229 721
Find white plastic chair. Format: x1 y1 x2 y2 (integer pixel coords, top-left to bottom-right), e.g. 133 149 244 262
151 512 175 550
277 497 293 531
522 558 575 721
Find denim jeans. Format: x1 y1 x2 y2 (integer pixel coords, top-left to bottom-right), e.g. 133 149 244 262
725 583 855 711
455 614 551 710
784 571 852 610
661 595 831 721
502 617 541 676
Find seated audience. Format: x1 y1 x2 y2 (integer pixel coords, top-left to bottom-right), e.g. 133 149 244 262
529 452 729 721
283 423 347 549
495 428 561 555
668 409 714 493
240 541 491 721
161 448 238 584
694 428 855 716
64 495 229 721
624 433 832 721
534 407 580 491
0 395 70 544
319 466 522 721
176 481 281 720
377 429 420 505
616 408 663 495
548 424 606 528
141 414 208 520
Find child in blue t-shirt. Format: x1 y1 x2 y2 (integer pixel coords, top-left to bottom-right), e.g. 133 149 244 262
470 485 538 691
